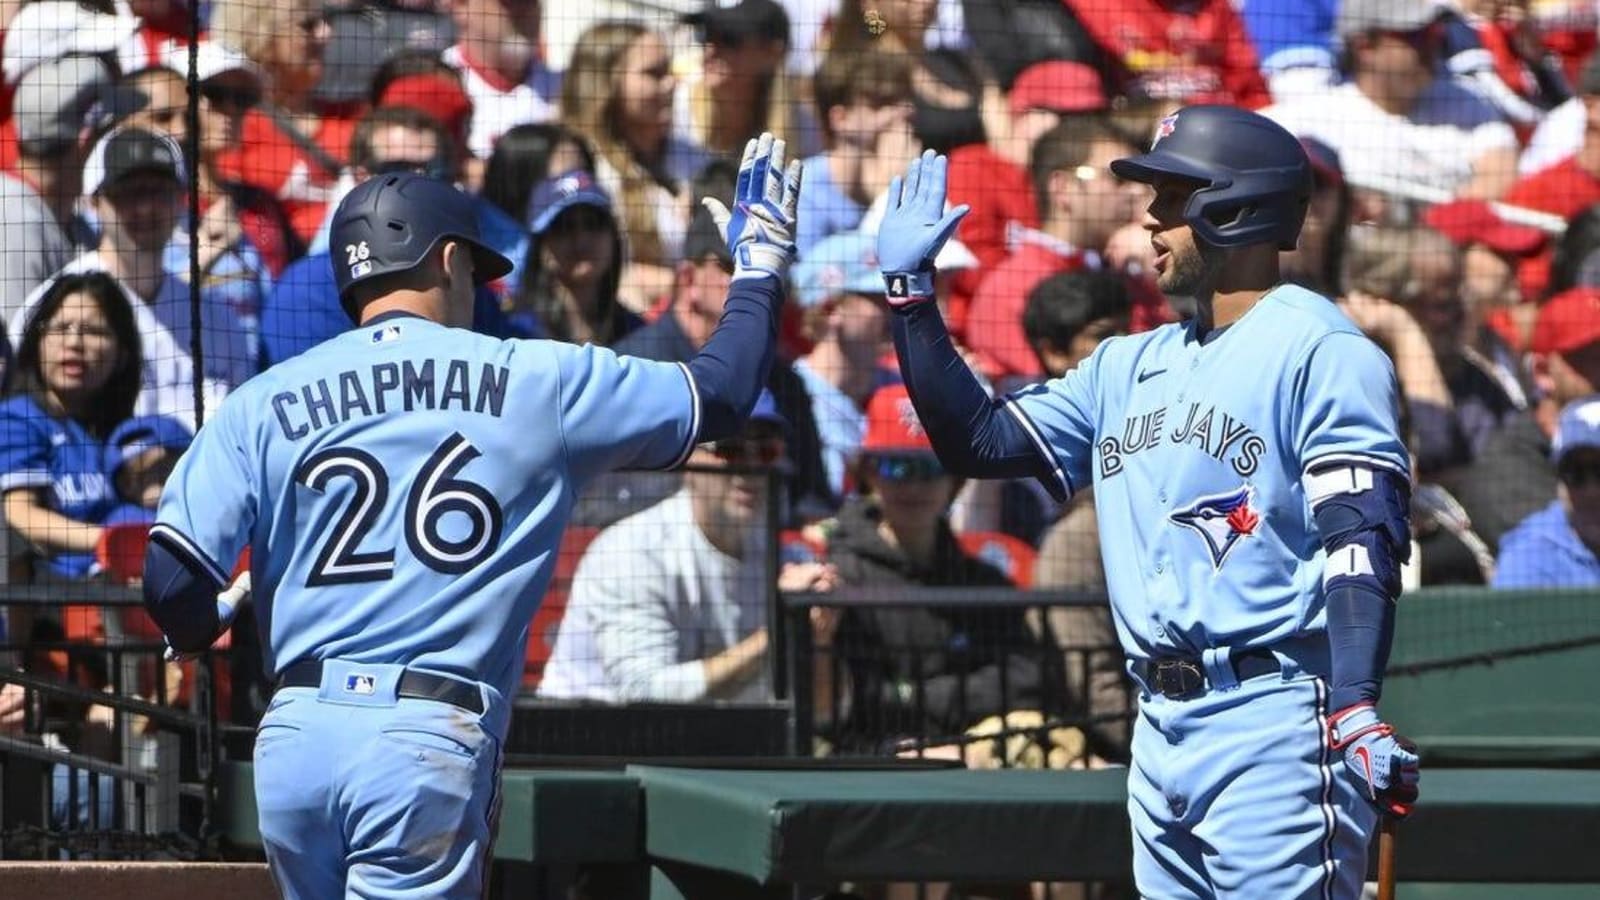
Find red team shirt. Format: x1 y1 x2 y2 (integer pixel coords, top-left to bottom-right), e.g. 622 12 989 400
214 109 357 245
1065 0 1271 109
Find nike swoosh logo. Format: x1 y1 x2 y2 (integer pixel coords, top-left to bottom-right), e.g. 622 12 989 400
1137 368 1167 384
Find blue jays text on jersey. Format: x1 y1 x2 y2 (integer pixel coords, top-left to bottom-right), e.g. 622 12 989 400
1097 401 1268 480
1007 283 1408 658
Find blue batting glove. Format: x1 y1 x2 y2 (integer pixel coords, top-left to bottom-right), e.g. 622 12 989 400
877 149 970 307
701 132 803 283
1329 703 1420 818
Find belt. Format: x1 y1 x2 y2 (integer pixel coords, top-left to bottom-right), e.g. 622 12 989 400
1132 648 1282 700
276 660 485 715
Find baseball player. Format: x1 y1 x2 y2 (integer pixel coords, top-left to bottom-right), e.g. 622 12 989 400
878 107 1420 897
141 134 803 898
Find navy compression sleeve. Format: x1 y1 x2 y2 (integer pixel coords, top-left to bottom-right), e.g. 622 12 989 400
143 534 224 654
1310 465 1411 711
687 274 782 442
891 301 1061 493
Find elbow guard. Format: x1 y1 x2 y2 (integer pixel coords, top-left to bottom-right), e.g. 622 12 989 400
1305 463 1412 598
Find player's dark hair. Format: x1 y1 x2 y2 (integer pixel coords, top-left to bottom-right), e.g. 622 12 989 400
1028 115 1134 222
348 105 457 180
480 124 597 223
10 271 143 440
1022 270 1131 350
812 49 911 141
1548 202 1600 299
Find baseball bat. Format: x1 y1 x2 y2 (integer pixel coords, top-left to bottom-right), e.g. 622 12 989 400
1376 816 1398 900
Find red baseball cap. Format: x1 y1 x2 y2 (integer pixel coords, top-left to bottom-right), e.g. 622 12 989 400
861 383 935 456
1423 199 1545 257
1007 61 1108 118
1531 287 1600 355
378 74 472 149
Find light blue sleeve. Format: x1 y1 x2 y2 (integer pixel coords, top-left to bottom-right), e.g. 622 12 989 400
1003 340 1110 496
554 343 698 482
1291 333 1409 477
150 395 257 584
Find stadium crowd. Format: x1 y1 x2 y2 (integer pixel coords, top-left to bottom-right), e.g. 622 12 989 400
4 0 1600 769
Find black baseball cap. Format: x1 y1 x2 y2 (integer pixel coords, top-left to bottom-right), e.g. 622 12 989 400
82 127 185 196
684 0 789 45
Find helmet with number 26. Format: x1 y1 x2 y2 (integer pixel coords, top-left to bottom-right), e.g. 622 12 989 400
328 173 513 319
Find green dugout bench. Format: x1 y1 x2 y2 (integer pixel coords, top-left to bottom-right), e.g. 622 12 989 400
216 587 1600 896
220 762 1600 897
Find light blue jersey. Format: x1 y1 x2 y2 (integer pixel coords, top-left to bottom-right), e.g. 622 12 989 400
1009 284 1407 661
152 312 698 706
1008 283 1405 898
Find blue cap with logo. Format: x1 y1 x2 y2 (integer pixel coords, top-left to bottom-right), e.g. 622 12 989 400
1553 395 1600 465
525 168 612 236
791 230 885 309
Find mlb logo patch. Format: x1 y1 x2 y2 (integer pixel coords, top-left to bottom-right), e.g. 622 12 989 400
372 324 402 344
351 260 373 279
1152 114 1179 149
345 674 377 695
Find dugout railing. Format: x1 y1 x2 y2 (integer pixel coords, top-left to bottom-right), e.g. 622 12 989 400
0 582 220 860
779 585 1137 767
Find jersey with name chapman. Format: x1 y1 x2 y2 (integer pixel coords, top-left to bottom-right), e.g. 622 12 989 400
1008 284 1408 659
153 315 696 700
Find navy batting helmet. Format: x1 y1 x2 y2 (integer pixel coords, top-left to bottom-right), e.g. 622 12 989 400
328 172 513 308
1110 105 1312 251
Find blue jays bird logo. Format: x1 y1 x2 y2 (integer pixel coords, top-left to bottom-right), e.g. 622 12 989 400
1170 484 1261 569
1152 113 1179 149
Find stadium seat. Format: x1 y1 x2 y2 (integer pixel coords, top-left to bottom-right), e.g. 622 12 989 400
956 530 1038 588
522 525 600 690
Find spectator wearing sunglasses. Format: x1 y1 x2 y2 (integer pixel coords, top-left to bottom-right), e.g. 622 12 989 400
261 106 528 365
676 0 814 160
1493 396 1600 588
209 0 349 245
820 384 1064 755
540 390 838 702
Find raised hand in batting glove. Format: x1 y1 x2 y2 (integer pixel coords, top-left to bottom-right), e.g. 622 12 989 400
1329 702 1420 818
702 132 803 283
164 571 250 662
877 149 970 307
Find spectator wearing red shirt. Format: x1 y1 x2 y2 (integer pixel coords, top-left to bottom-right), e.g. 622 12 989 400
441 0 560 161
944 61 1113 336
965 117 1142 382
1444 0 1573 141
1064 0 1272 109
1506 53 1600 220
208 0 349 246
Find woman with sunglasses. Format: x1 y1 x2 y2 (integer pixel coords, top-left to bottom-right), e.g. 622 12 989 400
208 0 349 246
819 384 1063 757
